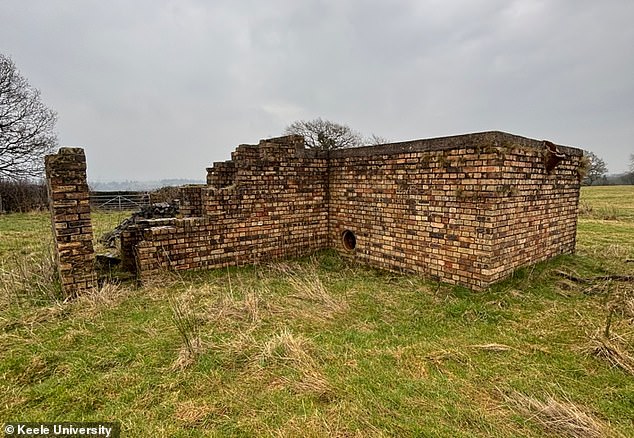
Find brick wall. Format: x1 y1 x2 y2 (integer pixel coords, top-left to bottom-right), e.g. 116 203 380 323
121 135 330 278
487 145 581 283
45 147 97 297
178 184 205 217
123 131 582 290
207 160 235 188
328 132 582 289
328 142 497 289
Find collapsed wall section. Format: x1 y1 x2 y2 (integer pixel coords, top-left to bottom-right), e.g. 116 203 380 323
122 135 329 277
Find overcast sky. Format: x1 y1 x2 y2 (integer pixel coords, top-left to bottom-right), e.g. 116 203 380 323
2 0 633 181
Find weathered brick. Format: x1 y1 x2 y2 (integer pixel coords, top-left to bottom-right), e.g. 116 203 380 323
45 148 97 297
61 132 582 291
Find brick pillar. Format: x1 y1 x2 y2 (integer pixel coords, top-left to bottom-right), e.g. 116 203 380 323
45 147 97 297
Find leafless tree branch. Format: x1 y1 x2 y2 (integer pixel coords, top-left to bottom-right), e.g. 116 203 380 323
0 54 58 180
285 118 364 151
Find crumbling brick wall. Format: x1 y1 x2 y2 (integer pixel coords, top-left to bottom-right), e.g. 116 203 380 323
178 185 205 217
45 147 97 296
122 131 583 290
121 135 330 278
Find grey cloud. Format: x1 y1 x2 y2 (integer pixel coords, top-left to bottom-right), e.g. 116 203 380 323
1 0 632 180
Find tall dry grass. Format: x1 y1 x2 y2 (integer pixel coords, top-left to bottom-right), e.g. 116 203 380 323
272 261 348 321
503 391 607 438
256 327 333 398
0 245 60 306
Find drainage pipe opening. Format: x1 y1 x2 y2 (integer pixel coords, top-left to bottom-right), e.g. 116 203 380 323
342 230 356 251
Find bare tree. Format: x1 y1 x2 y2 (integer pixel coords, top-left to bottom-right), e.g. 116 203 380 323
285 118 364 150
366 134 389 145
582 151 608 186
0 54 57 180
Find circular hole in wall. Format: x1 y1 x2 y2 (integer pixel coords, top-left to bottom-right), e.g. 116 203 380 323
342 230 356 251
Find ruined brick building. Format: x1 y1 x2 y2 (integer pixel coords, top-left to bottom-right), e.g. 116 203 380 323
120 131 582 290
46 131 583 295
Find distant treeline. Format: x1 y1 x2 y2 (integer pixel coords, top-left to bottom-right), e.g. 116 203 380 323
586 173 634 186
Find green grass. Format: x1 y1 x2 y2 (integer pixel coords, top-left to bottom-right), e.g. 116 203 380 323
578 185 634 221
1 187 633 437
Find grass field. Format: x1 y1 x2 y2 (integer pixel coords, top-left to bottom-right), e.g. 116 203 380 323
1 187 633 437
